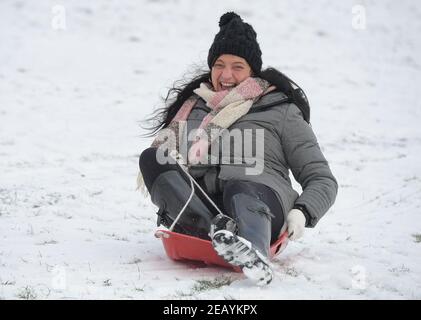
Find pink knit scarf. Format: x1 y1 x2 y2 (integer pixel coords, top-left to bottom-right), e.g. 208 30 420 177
151 77 274 164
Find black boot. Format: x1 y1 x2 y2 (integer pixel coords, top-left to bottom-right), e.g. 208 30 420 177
211 184 274 285
150 170 216 240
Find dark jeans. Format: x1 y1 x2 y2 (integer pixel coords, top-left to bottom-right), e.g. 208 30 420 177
139 147 284 243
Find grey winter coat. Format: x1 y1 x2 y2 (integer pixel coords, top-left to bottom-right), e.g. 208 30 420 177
185 91 338 227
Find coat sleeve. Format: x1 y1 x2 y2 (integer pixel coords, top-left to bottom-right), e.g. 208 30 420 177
280 104 338 227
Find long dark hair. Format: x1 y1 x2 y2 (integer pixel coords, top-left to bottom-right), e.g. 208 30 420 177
258 67 310 122
142 66 310 137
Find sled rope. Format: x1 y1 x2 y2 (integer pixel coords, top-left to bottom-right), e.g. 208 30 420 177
169 177 195 231
175 155 225 216
168 152 225 231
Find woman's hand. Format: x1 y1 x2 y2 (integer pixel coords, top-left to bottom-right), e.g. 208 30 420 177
287 209 306 240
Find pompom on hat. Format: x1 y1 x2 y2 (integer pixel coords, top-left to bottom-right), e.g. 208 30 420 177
207 12 262 73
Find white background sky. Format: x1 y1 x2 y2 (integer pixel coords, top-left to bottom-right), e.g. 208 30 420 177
0 0 420 299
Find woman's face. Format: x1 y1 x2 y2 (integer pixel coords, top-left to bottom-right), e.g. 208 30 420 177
211 54 252 92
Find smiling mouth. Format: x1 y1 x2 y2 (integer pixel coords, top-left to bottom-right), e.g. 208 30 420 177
220 82 236 90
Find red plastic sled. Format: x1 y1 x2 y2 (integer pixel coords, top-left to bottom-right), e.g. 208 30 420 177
155 228 289 270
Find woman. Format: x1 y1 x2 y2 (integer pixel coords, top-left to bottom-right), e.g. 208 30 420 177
138 12 338 285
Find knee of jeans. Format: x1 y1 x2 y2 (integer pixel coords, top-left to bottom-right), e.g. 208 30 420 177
223 180 252 195
222 180 248 208
223 180 272 209
139 147 158 171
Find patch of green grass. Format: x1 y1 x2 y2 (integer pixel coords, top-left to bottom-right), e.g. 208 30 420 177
284 266 299 277
36 240 58 245
192 276 234 293
103 279 112 287
127 257 142 264
412 233 421 243
175 290 194 297
16 286 37 300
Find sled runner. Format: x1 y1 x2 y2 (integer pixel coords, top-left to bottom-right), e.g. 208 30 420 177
154 151 289 270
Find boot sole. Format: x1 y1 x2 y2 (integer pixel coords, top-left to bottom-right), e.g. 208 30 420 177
212 230 273 285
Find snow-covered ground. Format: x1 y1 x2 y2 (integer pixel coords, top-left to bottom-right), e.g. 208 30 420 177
1 0 421 299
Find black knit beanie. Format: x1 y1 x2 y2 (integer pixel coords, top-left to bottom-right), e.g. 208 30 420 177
208 12 262 73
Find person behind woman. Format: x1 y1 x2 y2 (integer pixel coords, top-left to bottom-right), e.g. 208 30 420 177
138 12 338 285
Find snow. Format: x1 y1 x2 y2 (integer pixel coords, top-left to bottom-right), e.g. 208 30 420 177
1 0 421 299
